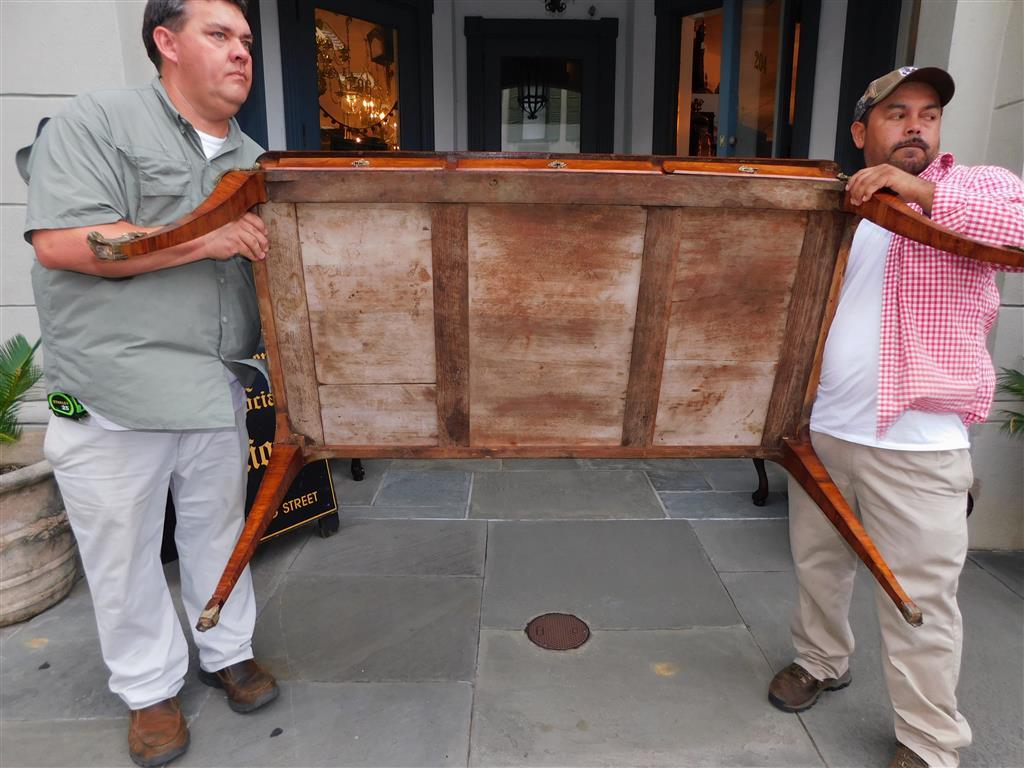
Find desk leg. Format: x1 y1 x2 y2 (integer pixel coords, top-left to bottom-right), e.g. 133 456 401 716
781 434 922 627
197 442 305 632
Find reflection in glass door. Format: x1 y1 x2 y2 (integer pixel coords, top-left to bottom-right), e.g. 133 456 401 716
314 8 400 150
735 0 784 156
676 8 724 156
664 0 807 158
500 57 582 153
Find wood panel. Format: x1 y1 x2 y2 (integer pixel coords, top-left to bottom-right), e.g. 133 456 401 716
296 203 437 385
259 202 324 443
622 207 686 447
431 205 471 446
320 385 437 445
664 209 808 363
654 360 777 445
468 204 646 445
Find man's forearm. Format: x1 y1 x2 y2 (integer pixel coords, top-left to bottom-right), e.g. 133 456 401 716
32 222 211 277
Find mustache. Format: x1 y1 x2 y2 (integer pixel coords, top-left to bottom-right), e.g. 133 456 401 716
892 138 930 152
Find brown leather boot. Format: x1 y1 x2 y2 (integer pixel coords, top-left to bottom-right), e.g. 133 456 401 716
198 658 279 713
767 662 851 712
890 743 929 768
127 697 189 767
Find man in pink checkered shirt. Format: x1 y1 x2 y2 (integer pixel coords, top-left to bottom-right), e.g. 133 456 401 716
766 66 1024 768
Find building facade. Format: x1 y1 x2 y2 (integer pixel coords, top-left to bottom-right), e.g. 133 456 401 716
1 0 1021 545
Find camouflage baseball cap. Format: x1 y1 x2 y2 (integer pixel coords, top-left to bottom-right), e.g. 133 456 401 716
853 66 955 122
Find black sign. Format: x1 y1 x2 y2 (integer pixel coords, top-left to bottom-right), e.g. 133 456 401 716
243 367 337 540
161 364 338 562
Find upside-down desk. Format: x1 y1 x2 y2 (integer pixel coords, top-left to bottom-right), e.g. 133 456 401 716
88 152 1024 632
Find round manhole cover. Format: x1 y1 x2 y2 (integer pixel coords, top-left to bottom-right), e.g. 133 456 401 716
525 613 590 651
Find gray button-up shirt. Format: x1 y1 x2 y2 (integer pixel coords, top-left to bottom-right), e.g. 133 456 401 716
24 78 264 430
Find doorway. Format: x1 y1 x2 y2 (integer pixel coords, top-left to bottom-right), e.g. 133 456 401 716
278 0 435 151
652 0 820 158
465 18 619 153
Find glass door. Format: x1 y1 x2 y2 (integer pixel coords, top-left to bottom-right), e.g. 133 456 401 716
315 8 401 150
655 0 811 158
500 57 583 153
279 0 434 151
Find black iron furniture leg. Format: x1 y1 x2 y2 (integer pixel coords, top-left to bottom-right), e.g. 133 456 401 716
350 458 365 481
752 458 769 507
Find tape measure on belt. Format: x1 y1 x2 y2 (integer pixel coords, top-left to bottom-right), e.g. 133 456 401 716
47 392 88 420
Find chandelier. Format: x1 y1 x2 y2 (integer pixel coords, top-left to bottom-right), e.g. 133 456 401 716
315 16 398 147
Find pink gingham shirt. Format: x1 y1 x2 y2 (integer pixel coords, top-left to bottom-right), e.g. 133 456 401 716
876 152 1024 437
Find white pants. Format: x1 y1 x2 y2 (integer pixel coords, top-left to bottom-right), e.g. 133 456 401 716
788 431 972 767
44 410 257 709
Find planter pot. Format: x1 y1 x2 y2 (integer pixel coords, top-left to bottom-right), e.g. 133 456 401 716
0 451 78 627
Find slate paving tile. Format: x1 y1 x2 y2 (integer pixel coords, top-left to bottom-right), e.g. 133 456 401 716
0 718 136 767
956 568 1024 768
661 490 788 519
470 628 824 767
722 566 1024 768
250 528 310 615
583 458 698 472
481 520 740 629
501 458 587 470
690 519 794 572
339 504 468 520
329 458 390 505
180 681 471 767
645 467 711 491
691 458 789 492
968 550 1024 598
253 573 481 683
288 519 486 577
470 470 663 520
389 458 502 472
374 470 472 508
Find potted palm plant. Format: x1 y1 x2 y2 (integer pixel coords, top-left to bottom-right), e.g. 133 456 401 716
996 366 1024 438
0 334 78 626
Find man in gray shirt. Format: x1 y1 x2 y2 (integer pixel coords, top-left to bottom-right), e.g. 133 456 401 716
24 2 276 765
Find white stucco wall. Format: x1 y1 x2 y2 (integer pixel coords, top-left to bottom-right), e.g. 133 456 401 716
941 0 1024 549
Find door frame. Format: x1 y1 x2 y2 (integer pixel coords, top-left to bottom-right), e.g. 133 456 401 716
651 0 820 158
464 17 619 153
278 0 435 150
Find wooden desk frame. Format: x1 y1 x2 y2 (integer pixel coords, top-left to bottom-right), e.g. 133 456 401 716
88 152 1023 632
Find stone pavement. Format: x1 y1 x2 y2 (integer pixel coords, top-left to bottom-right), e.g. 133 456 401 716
1 459 1021 767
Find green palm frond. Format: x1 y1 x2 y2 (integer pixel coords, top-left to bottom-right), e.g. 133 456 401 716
0 335 43 444
996 367 1024 439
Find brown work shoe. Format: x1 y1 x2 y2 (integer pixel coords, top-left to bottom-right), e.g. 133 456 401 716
768 662 851 713
127 697 189 767
199 658 279 713
890 743 929 768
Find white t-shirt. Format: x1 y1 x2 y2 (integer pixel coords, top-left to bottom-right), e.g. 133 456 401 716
810 219 969 451
81 126 243 430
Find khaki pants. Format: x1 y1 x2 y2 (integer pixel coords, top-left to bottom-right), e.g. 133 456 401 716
788 431 972 767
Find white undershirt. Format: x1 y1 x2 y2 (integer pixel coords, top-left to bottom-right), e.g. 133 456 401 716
195 128 228 160
810 219 969 451
81 127 243 430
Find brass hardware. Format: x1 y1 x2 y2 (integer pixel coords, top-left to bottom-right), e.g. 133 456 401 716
548 160 568 169
738 166 758 174
837 172 850 181
351 159 371 167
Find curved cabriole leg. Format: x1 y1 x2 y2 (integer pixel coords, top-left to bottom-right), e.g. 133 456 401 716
781 435 923 627
196 442 305 632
